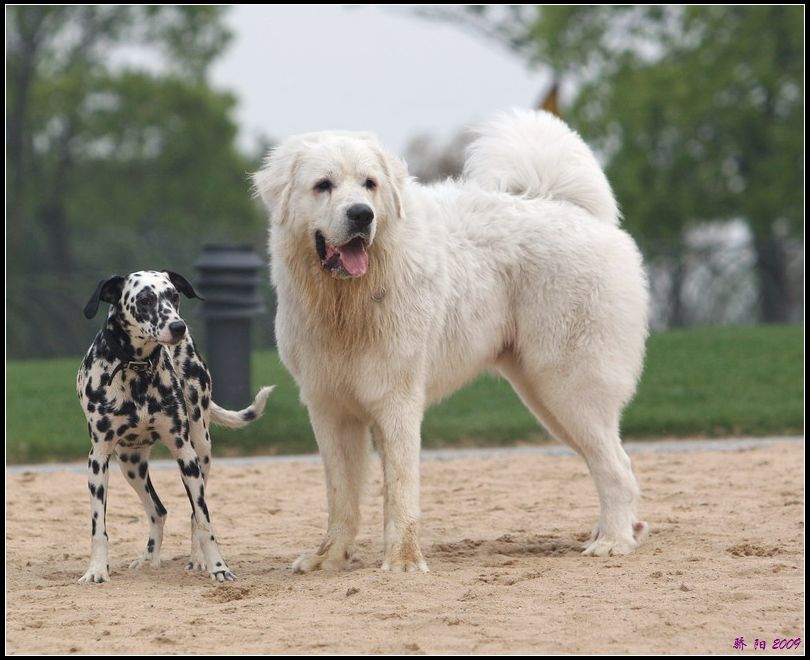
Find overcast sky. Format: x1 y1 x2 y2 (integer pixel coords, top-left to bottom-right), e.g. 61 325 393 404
210 5 550 154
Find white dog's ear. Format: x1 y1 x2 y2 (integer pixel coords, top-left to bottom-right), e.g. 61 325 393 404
373 146 408 221
252 140 303 225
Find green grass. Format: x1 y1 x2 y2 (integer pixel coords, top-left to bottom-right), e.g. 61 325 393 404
6 325 803 464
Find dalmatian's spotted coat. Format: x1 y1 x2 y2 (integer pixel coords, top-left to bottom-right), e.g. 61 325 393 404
76 270 273 584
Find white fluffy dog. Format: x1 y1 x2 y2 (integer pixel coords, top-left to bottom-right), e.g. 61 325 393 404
254 110 650 573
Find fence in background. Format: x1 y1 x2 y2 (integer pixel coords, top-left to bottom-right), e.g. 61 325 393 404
6 235 803 360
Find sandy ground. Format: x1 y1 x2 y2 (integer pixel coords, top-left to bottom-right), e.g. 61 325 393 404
5 441 805 655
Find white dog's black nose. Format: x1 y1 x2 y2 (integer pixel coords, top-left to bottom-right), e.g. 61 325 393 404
347 203 374 232
169 321 186 339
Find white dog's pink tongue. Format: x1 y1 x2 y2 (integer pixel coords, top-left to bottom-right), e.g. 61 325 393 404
338 239 368 276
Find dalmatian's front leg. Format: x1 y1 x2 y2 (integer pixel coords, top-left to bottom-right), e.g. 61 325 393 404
186 425 212 573
78 445 113 583
116 446 167 570
169 438 234 583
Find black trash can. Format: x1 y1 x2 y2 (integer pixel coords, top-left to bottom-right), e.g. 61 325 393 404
194 244 266 409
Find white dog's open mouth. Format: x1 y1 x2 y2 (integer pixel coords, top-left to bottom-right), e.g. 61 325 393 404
315 231 369 278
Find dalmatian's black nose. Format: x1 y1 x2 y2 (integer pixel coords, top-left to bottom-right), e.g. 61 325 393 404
169 321 187 339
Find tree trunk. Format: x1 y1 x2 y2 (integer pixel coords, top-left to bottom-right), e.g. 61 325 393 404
755 236 791 324
39 201 72 275
667 248 687 328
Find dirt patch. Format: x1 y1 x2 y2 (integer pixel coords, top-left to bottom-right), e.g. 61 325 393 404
5 442 805 654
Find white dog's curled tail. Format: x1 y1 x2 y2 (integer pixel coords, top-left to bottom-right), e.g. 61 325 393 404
463 109 620 225
209 386 274 429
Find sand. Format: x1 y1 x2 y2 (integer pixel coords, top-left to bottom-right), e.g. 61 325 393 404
5 441 805 654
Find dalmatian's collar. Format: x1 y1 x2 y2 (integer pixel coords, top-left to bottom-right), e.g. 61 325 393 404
103 329 162 380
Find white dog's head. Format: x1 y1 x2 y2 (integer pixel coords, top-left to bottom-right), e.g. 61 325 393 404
253 131 407 279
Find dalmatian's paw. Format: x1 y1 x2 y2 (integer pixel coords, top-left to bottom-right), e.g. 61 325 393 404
78 564 110 584
210 567 236 583
185 560 205 571
129 555 161 570
185 553 206 572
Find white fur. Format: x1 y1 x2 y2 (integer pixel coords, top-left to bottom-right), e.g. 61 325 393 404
255 109 650 573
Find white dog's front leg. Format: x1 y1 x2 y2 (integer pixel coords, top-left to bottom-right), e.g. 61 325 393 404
375 407 429 573
293 408 369 574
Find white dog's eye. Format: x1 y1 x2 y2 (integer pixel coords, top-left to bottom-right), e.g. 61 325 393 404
364 178 377 191
314 179 333 193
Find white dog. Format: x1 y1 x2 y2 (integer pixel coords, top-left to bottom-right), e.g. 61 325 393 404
254 110 650 573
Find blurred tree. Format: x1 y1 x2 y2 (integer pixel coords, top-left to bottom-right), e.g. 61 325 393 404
7 6 266 357
419 6 803 323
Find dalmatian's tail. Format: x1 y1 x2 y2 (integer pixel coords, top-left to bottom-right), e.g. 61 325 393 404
210 386 274 429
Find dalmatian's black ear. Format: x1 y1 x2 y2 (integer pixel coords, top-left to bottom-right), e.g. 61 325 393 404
165 271 205 301
83 275 125 319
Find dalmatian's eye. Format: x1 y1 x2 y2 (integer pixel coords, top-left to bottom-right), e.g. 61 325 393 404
138 291 157 307
170 292 180 308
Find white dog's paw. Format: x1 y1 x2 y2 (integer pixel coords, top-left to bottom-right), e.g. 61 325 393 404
582 535 636 557
381 557 430 573
78 564 110 584
292 552 352 574
582 521 649 557
382 545 430 574
129 555 161 570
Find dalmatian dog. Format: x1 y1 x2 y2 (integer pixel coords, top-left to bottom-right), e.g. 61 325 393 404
76 270 273 584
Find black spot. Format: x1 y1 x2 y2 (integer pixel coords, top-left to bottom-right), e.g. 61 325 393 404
145 476 167 517
96 417 111 433
91 460 100 475
84 378 106 405
82 350 95 372
175 437 184 449
138 462 148 479
119 453 128 463
196 493 210 522
177 458 200 479
127 471 136 479
117 400 139 427
96 485 105 502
